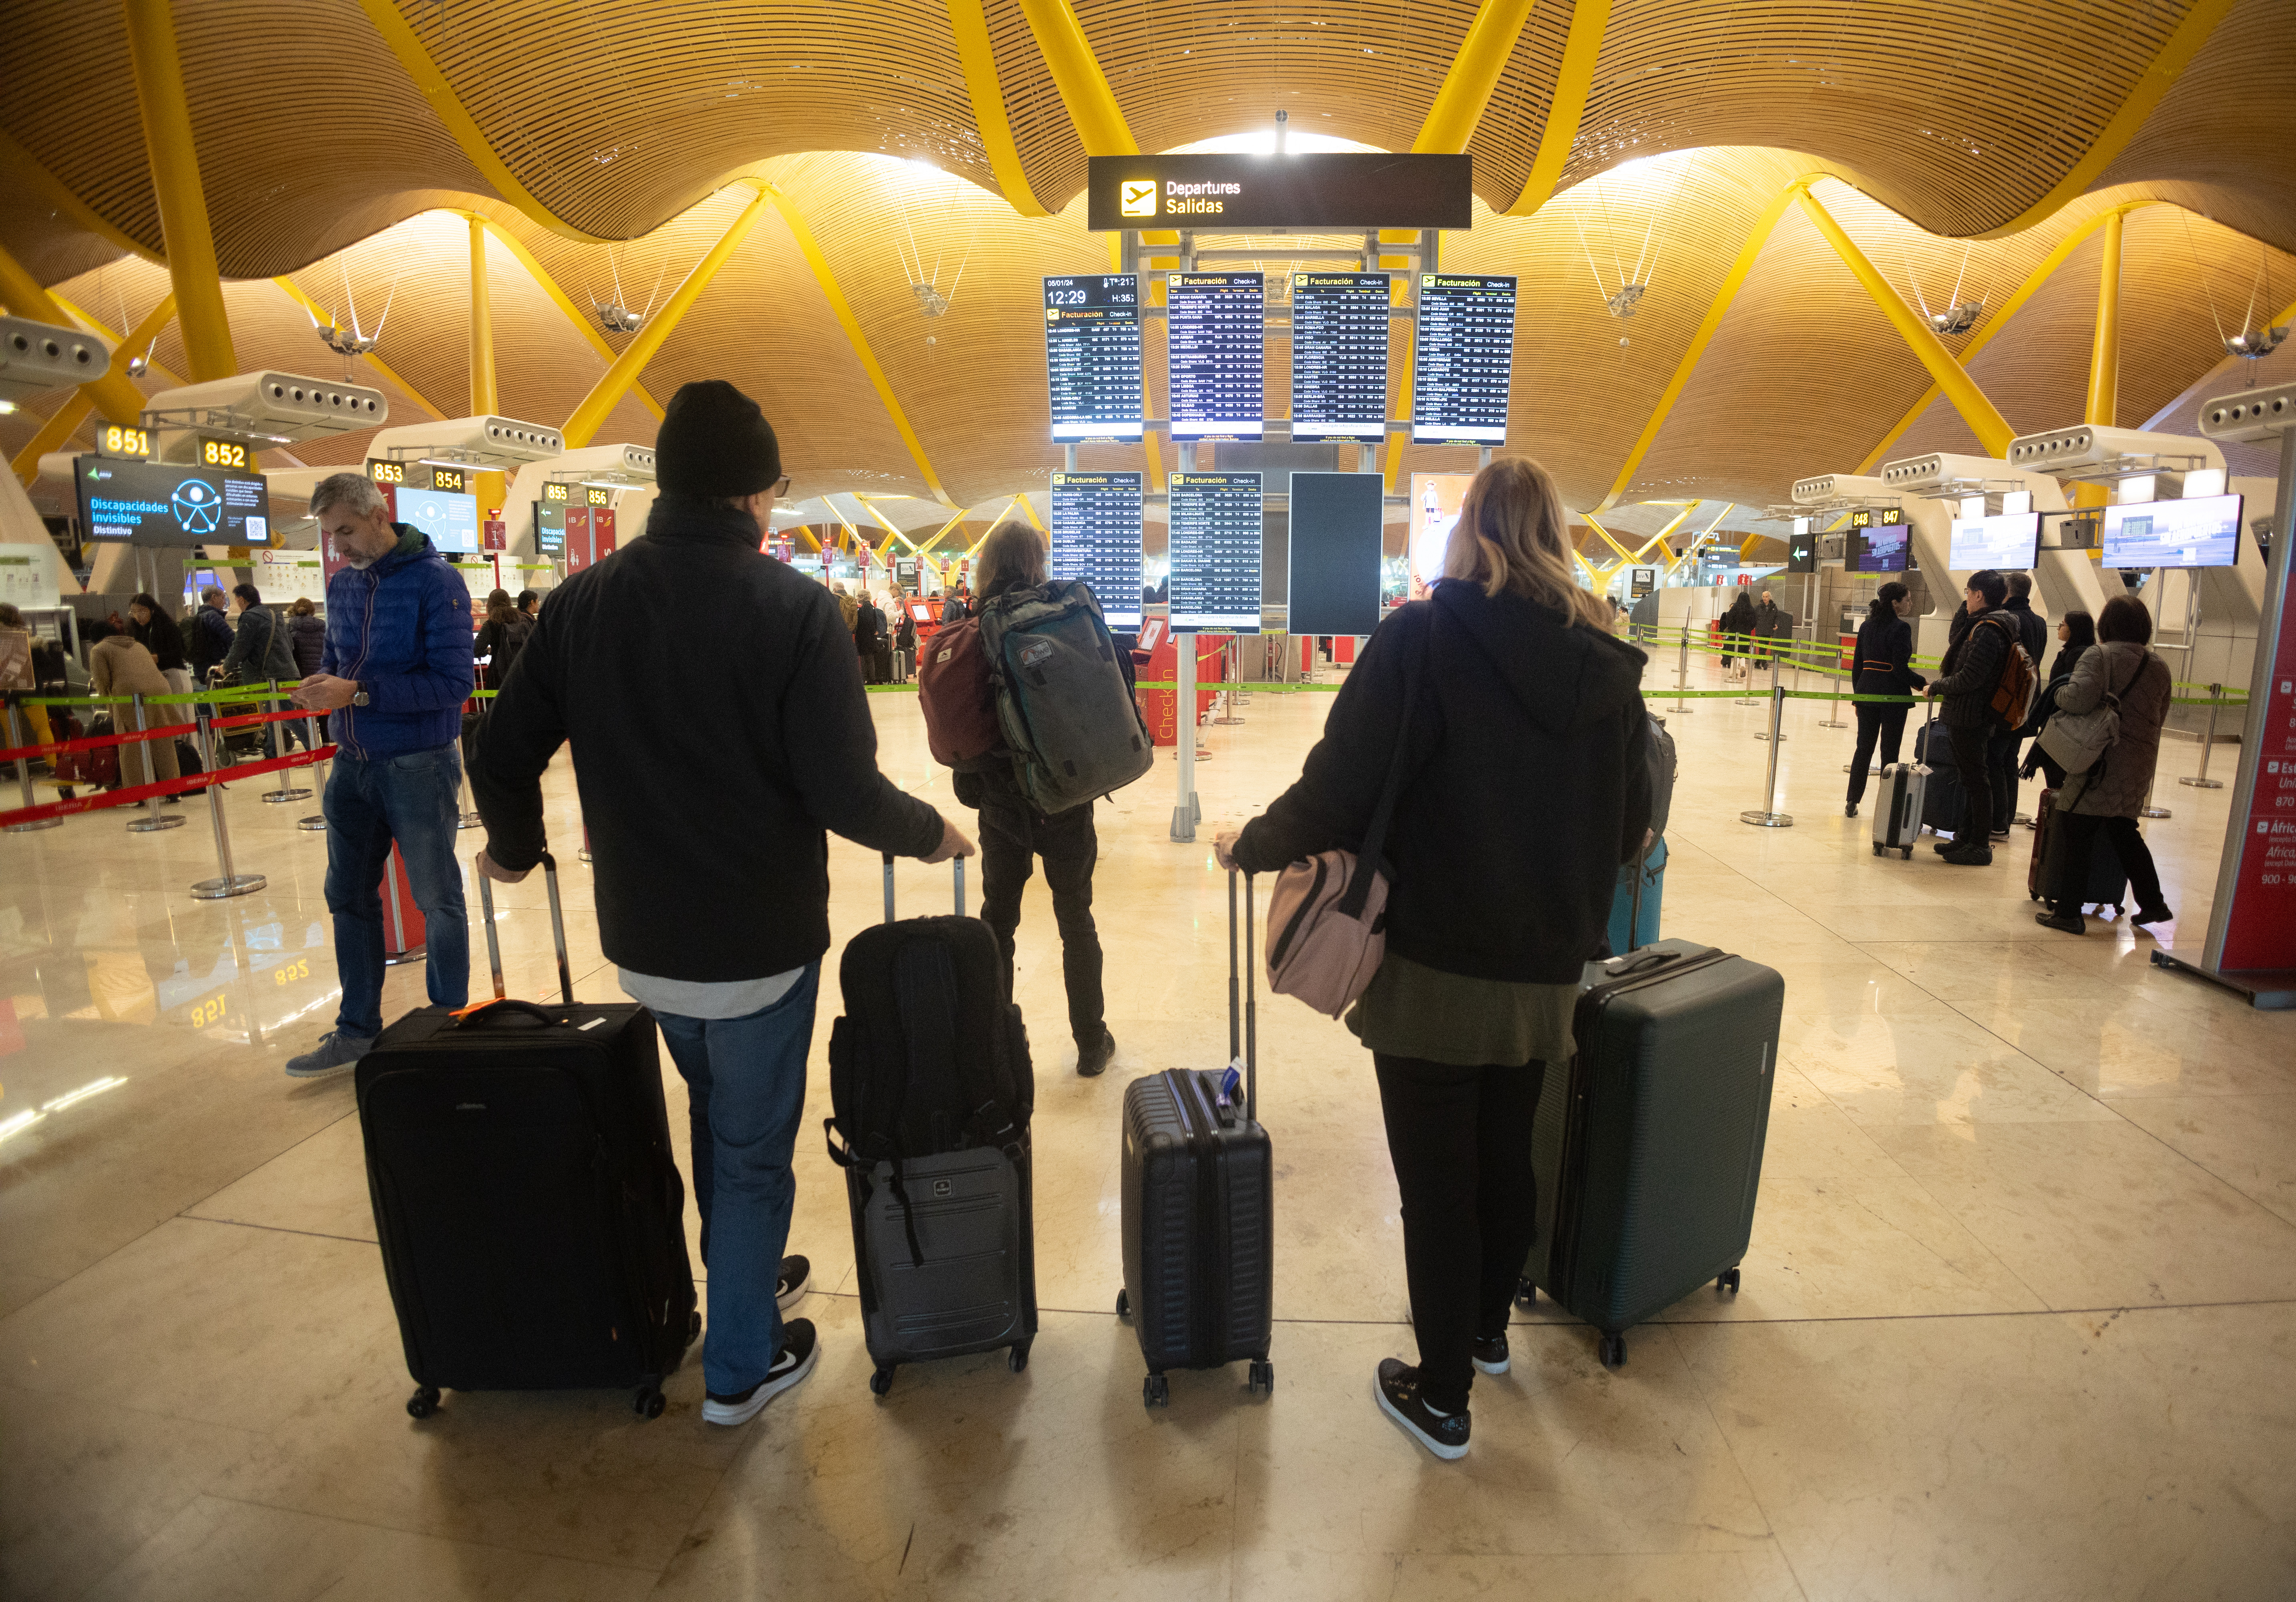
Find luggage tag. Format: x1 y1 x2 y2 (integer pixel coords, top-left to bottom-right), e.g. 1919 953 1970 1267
1214 1061 1244 1125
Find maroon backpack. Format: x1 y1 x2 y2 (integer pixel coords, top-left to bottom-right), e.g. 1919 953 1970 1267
917 617 1002 769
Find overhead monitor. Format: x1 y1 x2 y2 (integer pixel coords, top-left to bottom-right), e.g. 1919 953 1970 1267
2101 493 2245 569
76 457 273 547
1786 518 1817 574
1848 522 1911 574
1411 274 1516 446
1409 472 1472 591
1043 274 1143 440
1049 471 1145 629
1086 153 1473 232
1287 472 1384 637
1167 471 1262 633
1289 273 1391 443
398 486 480 554
1167 272 1264 441
1949 510 2041 570
534 497 565 554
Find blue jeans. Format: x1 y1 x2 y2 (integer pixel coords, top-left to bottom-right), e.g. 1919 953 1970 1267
322 743 469 1037
655 965 820 1396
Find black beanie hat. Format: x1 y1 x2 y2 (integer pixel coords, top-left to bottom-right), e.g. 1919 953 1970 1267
655 379 782 499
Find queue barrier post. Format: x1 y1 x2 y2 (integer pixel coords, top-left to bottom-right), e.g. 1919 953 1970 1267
2179 683 2227 790
456 697 482 830
5 700 62 833
1669 626 1695 714
1734 636 1760 706
1815 640 1849 729
126 693 187 833
1754 657 1788 741
189 701 265 900
260 680 314 805
298 699 329 831
1740 681 1794 828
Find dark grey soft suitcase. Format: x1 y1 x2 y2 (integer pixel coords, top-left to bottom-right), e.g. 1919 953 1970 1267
1519 938 1784 1368
1116 869 1275 1407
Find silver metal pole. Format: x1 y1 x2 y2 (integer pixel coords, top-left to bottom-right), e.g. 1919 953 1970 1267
1172 630 1199 841
1669 625 1695 714
189 702 265 899
380 847 425 965
1815 623 1849 728
1740 682 1794 827
1754 656 1788 740
4 701 62 832
1213 636 1244 725
298 698 328 831
2179 683 2226 789
126 692 185 832
260 678 312 803
456 696 482 828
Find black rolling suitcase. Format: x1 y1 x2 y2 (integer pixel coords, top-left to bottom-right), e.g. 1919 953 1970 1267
1519 938 1784 1369
1915 718 1968 837
1117 869 1275 1407
828 853 1037 1397
356 851 698 1420
2028 787 2129 913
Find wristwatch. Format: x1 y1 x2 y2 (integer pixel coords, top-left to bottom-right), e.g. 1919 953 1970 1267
351 682 369 707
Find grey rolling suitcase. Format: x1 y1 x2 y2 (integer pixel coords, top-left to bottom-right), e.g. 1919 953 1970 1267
1519 938 1784 1368
1116 869 1275 1407
830 854 1038 1397
1872 701 1933 859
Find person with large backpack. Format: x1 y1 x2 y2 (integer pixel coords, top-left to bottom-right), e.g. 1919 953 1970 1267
1923 568 2035 865
920 519 1146 1078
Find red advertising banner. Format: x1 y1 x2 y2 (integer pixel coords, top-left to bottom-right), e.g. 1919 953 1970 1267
2218 588 2296 972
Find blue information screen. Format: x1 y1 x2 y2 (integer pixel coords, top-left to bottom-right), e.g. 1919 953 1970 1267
1168 472 1263 633
1049 471 1144 628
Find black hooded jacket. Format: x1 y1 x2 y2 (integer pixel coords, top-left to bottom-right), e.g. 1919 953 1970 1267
1230 580 1651 985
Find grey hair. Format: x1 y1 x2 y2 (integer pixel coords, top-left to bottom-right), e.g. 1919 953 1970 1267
199 586 226 605
309 471 389 518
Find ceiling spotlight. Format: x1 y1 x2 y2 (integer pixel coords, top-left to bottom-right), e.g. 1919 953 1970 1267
595 304 645 334
1928 302 1984 336
1606 284 1645 319
316 323 380 358
911 284 949 318
2227 326 2288 360
125 350 150 378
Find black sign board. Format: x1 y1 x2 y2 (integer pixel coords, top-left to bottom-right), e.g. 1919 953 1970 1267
1087 154 1472 232
77 457 273 547
1287 473 1383 637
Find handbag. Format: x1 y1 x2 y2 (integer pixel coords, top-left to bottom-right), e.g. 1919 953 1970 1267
2035 651 2127 777
1262 621 1428 1018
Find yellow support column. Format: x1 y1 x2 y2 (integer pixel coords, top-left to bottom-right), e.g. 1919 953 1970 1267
2085 209 2124 429
468 215 497 415
1505 0 1612 215
1411 0 1540 153
946 0 1049 216
1014 0 1138 154
0 247 161 428
122 0 235 381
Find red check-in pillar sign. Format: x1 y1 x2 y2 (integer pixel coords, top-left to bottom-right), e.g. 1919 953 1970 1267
563 506 592 574
1132 619 1222 747
2220 596 2296 971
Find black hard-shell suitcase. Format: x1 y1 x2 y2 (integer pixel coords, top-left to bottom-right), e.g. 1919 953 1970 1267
1519 938 1784 1369
830 854 1037 1396
356 852 698 1420
1914 719 1967 836
1117 869 1275 1407
2028 787 2129 913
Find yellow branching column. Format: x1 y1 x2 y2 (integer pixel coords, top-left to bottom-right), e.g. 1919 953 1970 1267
122 0 235 380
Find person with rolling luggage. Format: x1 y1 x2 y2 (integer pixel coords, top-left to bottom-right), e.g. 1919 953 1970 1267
1845 581 1924 819
1218 457 1652 1459
470 379 973 1428
2031 594 2173 936
1922 569 2034 865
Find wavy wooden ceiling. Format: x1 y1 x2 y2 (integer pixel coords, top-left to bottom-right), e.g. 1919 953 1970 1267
3 0 2293 520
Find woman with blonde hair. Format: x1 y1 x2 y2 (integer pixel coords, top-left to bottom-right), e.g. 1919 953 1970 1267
1217 456 1650 1460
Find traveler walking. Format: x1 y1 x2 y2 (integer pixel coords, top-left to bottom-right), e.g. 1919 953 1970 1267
1990 573 2049 828
283 473 475 1078
469 379 972 1429
1217 457 1651 1460
2034 594 2173 936
852 588 889 683
187 586 233 680
833 581 859 639
1844 581 1924 816
893 598 917 679
1718 589 1755 678
1751 589 1791 663
88 631 181 792
954 520 1124 1079
1923 569 2023 863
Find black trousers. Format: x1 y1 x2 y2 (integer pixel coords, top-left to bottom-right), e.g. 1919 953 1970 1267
1988 729 2023 828
1373 1054 1547 1414
1948 722 1995 843
977 795 1106 1045
2050 811 2166 916
1846 701 1909 806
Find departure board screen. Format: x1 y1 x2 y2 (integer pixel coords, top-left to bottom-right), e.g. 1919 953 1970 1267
2102 494 2246 568
1168 273 1265 441
1049 471 1145 628
1043 275 1143 441
1168 472 1263 632
1289 273 1391 443
1412 274 1518 445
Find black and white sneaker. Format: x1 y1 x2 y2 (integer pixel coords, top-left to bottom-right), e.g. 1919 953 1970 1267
776 1255 810 1311
1374 1358 1470 1460
702 1318 818 1427
1471 1332 1510 1375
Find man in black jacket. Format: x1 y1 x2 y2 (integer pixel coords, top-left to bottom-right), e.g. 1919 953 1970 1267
1990 572 2048 832
470 380 973 1430
1926 568 2015 864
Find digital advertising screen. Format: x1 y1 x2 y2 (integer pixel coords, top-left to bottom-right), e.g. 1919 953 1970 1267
1786 518 1817 574
1167 272 1265 441
1167 471 1262 633
1043 274 1143 441
1409 472 1472 592
1048 471 1145 629
2102 493 2246 569
1411 274 1517 446
534 499 565 554
1287 472 1384 638
398 486 480 554
1848 521 1911 574
1289 273 1391 443
1949 510 2041 571
77 457 272 547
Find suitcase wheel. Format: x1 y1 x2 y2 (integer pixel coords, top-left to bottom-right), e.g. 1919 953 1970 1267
1598 1333 1626 1369
1115 1288 1131 1320
633 1384 666 1419
688 1310 702 1342
1717 1268 1741 1295
406 1386 440 1419
1247 1360 1274 1397
1870 842 1882 857
1900 847 1912 860
870 1365 895 1399
1143 1373 1170 1409
1514 1278 1536 1308
1008 1342 1031 1374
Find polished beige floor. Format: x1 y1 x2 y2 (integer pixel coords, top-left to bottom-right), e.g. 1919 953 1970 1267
3 652 2293 1601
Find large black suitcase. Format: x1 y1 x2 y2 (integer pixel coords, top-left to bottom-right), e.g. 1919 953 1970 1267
1519 938 1784 1369
356 852 698 1420
1117 869 1275 1407
2028 786 2129 914
1915 718 1967 836
829 854 1037 1397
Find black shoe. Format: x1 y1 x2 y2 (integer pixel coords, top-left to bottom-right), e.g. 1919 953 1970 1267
702 1318 818 1427
1940 845 1993 866
2034 910 2085 935
1375 1359 1470 1459
1990 829 2012 842
1931 836 1957 854
1844 803 1859 818
1471 1332 1510 1376
1076 1028 1115 1078
2129 905 2174 930
776 1254 810 1310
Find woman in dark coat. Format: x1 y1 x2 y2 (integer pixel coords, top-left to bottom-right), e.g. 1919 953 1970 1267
473 589 533 692
1844 581 1926 815
287 597 327 677
2035 596 2171 936
2020 609 2095 790
1718 590 1757 677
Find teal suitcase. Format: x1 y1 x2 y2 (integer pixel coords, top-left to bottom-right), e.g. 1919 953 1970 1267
1519 940 1783 1368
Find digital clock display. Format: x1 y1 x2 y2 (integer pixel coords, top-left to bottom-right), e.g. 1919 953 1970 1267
542 481 570 503
98 423 152 458
1043 274 1143 441
199 437 251 471
367 459 406 485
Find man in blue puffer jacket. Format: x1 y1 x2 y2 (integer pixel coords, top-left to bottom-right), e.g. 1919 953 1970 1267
284 471 474 1077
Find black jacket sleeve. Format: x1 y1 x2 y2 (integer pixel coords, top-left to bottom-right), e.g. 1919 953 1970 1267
467 610 569 873
782 593 946 856
1620 706 1653 863
1932 614 2007 699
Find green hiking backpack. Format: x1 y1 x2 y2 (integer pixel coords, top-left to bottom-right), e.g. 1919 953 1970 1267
977 581 1154 814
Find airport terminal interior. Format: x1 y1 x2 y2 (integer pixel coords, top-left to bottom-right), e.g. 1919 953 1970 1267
3 1 2296 1598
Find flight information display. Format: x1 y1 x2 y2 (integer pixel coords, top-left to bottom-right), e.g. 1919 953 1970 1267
1168 471 1262 632
1949 510 2041 571
1412 274 1517 445
1289 273 1391 442
1049 471 1145 628
1043 274 1143 441
76 458 272 547
2102 493 2246 568
1849 519 1911 574
1167 273 1264 440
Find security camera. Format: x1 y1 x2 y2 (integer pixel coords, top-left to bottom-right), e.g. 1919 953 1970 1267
0 316 109 406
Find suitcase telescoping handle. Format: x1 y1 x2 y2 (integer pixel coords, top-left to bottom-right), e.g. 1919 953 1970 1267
474 849 574 1008
880 849 965 924
1228 867 1257 1123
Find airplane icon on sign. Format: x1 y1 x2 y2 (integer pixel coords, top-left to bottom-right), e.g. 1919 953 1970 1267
1121 180 1157 217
